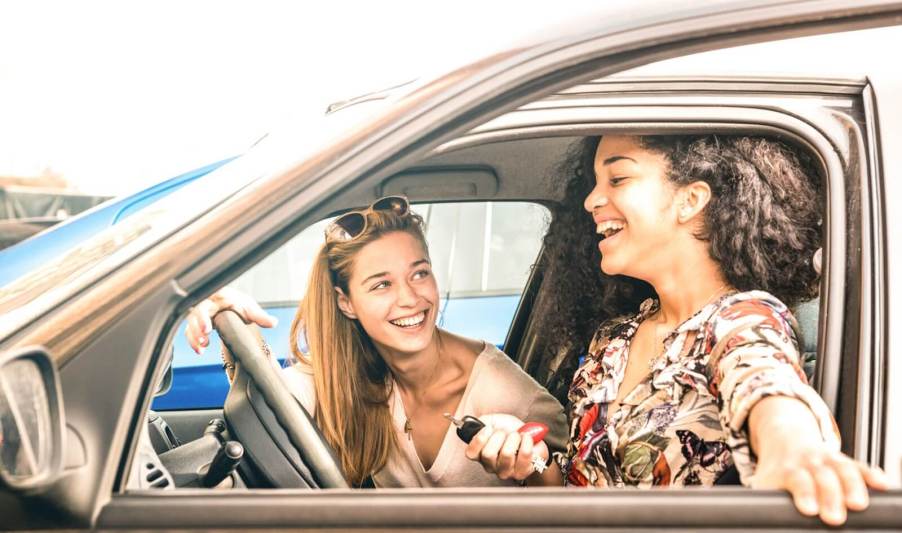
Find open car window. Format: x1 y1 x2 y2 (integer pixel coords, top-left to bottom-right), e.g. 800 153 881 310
152 201 548 411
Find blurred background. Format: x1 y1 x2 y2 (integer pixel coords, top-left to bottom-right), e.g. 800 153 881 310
0 0 596 245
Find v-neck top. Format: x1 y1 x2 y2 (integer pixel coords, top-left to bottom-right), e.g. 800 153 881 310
558 290 839 487
281 343 567 488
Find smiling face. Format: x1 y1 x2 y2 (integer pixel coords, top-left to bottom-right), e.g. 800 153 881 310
336 230 439 359
583 135 683 280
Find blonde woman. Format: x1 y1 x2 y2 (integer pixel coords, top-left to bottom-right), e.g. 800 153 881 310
187 197 566 487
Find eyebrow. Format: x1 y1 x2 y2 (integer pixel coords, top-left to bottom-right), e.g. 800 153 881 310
602 155 637 166
359 258 431 286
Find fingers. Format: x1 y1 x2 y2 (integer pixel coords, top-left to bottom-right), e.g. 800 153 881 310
186 301 215 354
783 466 818 517
465 425 494 462
811 459 846 525
495 431 523 479
244 299 279 328
479 429 510 474
464 424 535 481
829 454 869 511
213 288 277 328
859 462 890 491
185 288 276 354
513 434 537 480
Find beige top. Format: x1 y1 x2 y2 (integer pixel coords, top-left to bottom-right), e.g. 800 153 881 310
280 343 567 488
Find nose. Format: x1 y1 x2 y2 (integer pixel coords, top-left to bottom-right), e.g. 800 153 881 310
396 280 419 307
584 183 609 213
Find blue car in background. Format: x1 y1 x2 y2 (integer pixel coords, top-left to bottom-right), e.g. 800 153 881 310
0 158 235 287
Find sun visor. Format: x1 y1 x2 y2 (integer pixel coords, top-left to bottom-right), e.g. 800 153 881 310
379 167 498 202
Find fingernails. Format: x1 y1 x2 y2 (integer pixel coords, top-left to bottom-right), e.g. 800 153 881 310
199 337 206 345
824 508 846 526
798 497 818 516
848 490 868 510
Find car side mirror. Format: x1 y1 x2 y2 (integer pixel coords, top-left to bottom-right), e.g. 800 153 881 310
0 346 64 493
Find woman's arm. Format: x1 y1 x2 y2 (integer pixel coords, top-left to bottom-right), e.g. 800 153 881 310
747 396 888 526
710 295 889 525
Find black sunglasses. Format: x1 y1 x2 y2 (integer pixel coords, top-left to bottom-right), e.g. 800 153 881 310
325 195 410 242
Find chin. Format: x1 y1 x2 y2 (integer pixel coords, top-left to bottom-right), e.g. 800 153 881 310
381 323 436 355
599 257 624 276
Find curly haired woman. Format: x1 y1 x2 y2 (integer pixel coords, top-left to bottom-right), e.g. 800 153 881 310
466 134 888 525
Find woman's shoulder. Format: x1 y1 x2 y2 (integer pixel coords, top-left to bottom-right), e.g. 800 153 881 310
468 344 565 425
280 363 317 414
472 344 548 394
714 290 793 321
709 289 798 339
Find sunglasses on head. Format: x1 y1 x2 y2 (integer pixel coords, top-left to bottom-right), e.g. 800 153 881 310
325 195 410 242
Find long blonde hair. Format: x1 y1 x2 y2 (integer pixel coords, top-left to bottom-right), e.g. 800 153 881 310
289 209 429 486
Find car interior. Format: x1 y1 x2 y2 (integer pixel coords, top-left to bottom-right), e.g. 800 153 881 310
119 18 902 497
127 115 830 491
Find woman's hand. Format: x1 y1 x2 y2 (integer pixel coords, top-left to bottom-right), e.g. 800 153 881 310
750 445 888 526
464 413 560 485
186 287 278 354
749 396 889 525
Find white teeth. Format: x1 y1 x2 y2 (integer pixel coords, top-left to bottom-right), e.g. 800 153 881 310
596 220 626 238
391 312 426 328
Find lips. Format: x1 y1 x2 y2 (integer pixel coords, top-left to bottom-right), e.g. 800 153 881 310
389 311 427 328
596 219 626 240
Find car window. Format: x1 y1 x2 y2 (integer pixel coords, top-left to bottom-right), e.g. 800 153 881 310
152 201 548 410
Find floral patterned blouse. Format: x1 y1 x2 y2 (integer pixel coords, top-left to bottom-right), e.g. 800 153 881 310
558 290 840 487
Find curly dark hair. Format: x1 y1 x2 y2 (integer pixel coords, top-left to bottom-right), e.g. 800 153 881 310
537 134 823 403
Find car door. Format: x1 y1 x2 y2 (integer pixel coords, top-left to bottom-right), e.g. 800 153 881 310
3 1 902 531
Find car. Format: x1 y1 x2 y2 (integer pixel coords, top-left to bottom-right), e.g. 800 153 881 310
0 158 236 287
1 1 901 530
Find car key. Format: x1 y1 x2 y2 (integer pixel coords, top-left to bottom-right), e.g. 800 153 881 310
444 413 550 473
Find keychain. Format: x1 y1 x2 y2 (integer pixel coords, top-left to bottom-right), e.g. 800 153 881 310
444 413 550 474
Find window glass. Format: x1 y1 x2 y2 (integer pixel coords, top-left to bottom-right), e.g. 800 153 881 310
153 201 549 410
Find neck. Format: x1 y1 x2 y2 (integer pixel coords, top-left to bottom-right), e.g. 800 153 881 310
647 243 731 327
380 330 444 395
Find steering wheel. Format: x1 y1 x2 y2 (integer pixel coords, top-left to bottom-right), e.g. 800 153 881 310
212 310 349 488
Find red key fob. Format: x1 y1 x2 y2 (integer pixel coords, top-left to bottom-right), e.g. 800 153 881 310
517 422 548 444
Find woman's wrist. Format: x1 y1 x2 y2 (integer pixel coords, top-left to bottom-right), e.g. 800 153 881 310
749 396 823 460
524 461 564 486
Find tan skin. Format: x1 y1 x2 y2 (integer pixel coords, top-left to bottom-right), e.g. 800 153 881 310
187 231 484 472
385 330 480 469
468 135 889 525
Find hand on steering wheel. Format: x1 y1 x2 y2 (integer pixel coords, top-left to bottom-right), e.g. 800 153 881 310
186 287 278 354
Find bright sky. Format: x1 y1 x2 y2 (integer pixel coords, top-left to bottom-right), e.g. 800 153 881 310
0 0 598 195
5 2 896 198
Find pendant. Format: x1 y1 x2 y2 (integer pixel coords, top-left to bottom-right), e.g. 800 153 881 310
404 418 413 439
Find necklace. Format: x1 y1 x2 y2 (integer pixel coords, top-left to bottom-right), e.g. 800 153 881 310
400 331 446 440
647 282 731 370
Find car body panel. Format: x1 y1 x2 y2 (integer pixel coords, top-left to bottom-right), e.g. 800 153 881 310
2 1 902 530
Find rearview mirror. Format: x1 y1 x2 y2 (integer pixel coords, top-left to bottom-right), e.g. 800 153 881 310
0 346 64 493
